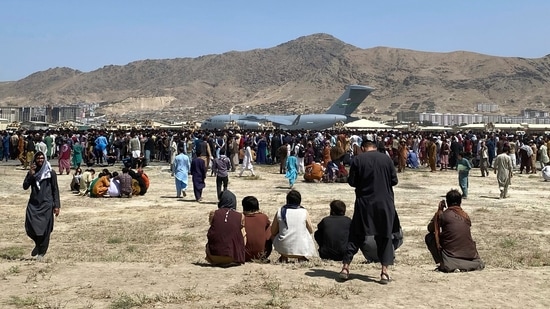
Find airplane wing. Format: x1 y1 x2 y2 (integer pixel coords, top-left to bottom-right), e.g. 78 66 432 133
243 115 298 126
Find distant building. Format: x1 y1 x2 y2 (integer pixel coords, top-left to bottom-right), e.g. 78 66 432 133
51 106 80 123
522 109 549 118
0 107 20 122
476 103 498 113
396 111 419 123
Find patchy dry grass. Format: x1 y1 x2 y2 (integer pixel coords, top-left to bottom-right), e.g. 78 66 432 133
0 246 26 260
109 286 207 309
2 164 550 308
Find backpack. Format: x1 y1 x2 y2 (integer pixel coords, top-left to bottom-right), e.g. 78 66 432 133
297 145 305 158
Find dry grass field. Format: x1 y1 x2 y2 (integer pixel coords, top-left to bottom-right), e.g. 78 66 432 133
1 161 549 309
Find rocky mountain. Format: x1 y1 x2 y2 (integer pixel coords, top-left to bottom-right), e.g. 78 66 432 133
1 33 550 122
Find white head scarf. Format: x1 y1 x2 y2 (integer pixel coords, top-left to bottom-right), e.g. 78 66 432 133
33 151 52 190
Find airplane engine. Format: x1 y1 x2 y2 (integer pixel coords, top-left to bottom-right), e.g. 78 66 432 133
237 120 263 130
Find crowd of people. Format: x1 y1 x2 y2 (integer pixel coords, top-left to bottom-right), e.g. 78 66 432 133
16 126 550 282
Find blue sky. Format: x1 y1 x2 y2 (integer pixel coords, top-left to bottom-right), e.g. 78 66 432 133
1 0 549 81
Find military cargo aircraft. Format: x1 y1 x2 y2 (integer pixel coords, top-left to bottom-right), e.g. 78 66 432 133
200 84 375 130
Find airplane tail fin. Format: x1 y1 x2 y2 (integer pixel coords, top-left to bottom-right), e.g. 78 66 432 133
291 115 301 126
325 85 375 115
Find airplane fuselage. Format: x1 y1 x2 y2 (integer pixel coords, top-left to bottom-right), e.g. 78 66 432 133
201 113 347 131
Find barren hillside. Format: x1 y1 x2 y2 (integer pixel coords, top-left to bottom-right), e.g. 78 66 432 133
1 33 549 121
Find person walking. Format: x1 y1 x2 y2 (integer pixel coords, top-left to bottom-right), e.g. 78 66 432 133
456 152 472 199
173 147 190 198
494 145 514 199
285 151 299 189
238 141 256 177
23 152 60 261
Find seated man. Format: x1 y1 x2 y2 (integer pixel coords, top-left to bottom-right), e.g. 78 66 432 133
323 161 339 183
425 189 485 272
315 200 402 262
304 161 324 182
242 196 272 262
314 200 351 260
407 148 419 169
114 167 133 198
271 190 318 262
542 163 550 181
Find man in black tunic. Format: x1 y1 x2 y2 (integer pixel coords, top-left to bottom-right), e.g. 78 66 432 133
340 139 400 284
23 151 61 260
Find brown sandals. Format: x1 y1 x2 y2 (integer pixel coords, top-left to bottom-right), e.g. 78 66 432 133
380 272 392 285
338 267 350 280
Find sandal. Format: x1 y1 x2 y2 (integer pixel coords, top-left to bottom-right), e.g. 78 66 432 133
338 267 350 281
380 272 392 285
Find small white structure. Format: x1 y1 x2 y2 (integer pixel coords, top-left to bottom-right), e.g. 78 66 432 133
344 119 391 130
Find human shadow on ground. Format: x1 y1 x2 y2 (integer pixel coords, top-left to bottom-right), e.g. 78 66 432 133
275 186 292 190
304 268 377 283
479 195 500 200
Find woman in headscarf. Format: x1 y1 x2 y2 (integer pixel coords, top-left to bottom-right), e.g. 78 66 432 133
205 190 246 266
58 140 72 175
22 151 60 260
271 190 317 263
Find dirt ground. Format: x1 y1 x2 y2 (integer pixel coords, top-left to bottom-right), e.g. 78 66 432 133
1 160 549 309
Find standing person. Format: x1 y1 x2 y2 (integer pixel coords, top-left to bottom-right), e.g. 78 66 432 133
494 145 514 199
229 135 240 172
427 138 437 172
439 139 450 171
2 132 10 161
530 141 538 174
538 141 549 170
479 140 489 177
285 151 299 189
190 156 207 202
277 142 289 174
173 147 190 198
94 132 108 165
425 189 484 272
129 134 141 168
43 132 54 160
340 139 400 285
456 152 472 199
71 140 83 169
295 141 306 174
23 152 60 260
169 136 178 176
212 153 232 199
397 140 408 173
58 140 72 175
238 141 256 177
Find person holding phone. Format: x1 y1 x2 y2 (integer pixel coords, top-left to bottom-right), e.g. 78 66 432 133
23 151 61 261
425 189 484 272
